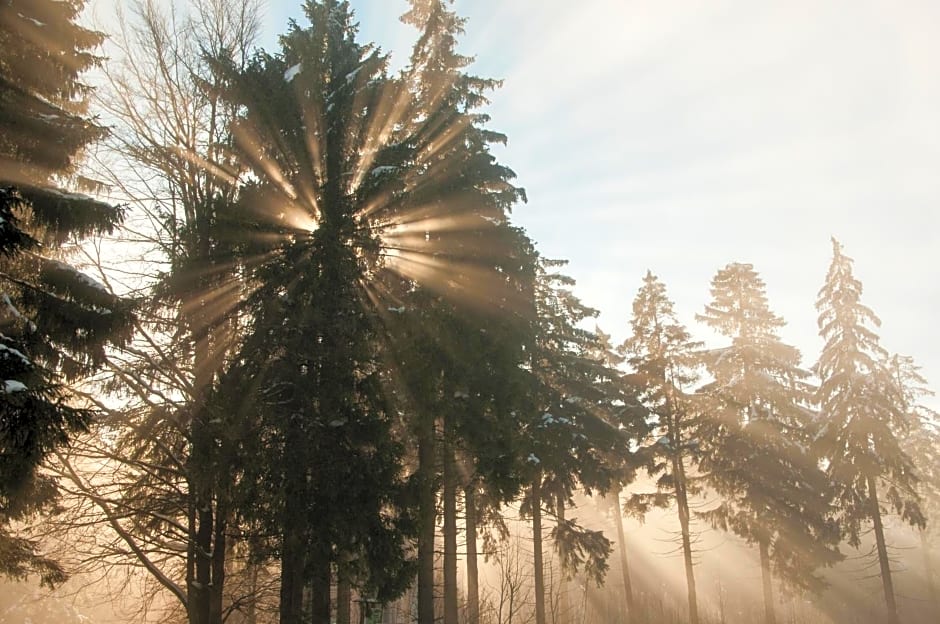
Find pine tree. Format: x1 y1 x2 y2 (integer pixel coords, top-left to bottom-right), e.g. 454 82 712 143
0 0 131 585
394 3 535 622
888 354 940 612
620 271 704 624
521 259 628 624
815 239 924 624
696 262 840 624
214 3 420 622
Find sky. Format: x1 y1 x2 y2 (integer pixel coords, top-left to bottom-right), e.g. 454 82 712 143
263 0 940 403
87 0 940 405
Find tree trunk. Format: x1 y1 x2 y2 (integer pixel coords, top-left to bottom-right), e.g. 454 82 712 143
610 491 635 624
533 478 547 624
336 576 351 624
280 530 305 624
672 453 699 624
758 537 776 624
443 422 459 624
309 549 332 624
280 425 307 624
922 530 938 613
417 415 437 624
868 475 899 624
209 505 227 624
465 484 480 624
193 480 213 624
556 494 570 624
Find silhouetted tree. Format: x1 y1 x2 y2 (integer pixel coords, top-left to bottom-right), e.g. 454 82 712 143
814 238 924 624
521 259 627 624
0 0 131 586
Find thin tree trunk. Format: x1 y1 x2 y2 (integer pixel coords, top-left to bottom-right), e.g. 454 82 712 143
922 530 938 612
193 481 213 624
280 425 307 624
246 554 259 624
868 475 899 624
209 505 227 624
672 453 699 624
417 415 437 624
556 495 570 624
465 484 480 624
533 477 547 624
610 491 635 624
336 576 351 624
443 420 459 624
758 537 776 624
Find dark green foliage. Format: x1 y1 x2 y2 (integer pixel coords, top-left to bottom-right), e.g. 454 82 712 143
0 0 130 586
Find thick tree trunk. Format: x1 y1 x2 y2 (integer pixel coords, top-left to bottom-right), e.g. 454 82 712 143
443 424 459 624
610 490 635 624
336 576 351 624
465 484 480 624
533 478 547 624
758 537 776 624
922 530 938 613
672 453 699 624
417 415 437 624
309 549 332 624
279 531 305 624
868 475 899 624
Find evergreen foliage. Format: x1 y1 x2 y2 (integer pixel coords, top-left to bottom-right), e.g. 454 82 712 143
620 270 704 624
696 262 840 623
814 238 923 624
0 0 131 586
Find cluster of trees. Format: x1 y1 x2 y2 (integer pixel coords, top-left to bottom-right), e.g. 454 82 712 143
0 2 936 624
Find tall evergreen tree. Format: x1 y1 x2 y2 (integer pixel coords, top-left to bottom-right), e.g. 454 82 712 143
889 354 940 612
620 271 703 624
214 3 419 622
521 258 628 624
395 2 535 622
696 262 841 624
0 0 131 585
814 238 924 624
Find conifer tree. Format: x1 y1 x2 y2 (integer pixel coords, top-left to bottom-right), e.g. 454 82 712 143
696 262 840 624
521 259 629 624
214 3 420 622
620 271 703 624
814 239 924 624
0 0 131 585
395 2 535 622
888 354 940 612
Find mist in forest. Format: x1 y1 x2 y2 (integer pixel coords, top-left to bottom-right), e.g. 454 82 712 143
0 1 937 624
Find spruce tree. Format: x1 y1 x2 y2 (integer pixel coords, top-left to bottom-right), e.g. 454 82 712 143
888 354 940 612
620 271 704 624
696 262 840 624
521 258 629 624
815 239 924 624
215 3 419 621
0 0 131 585
395 3 535 622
